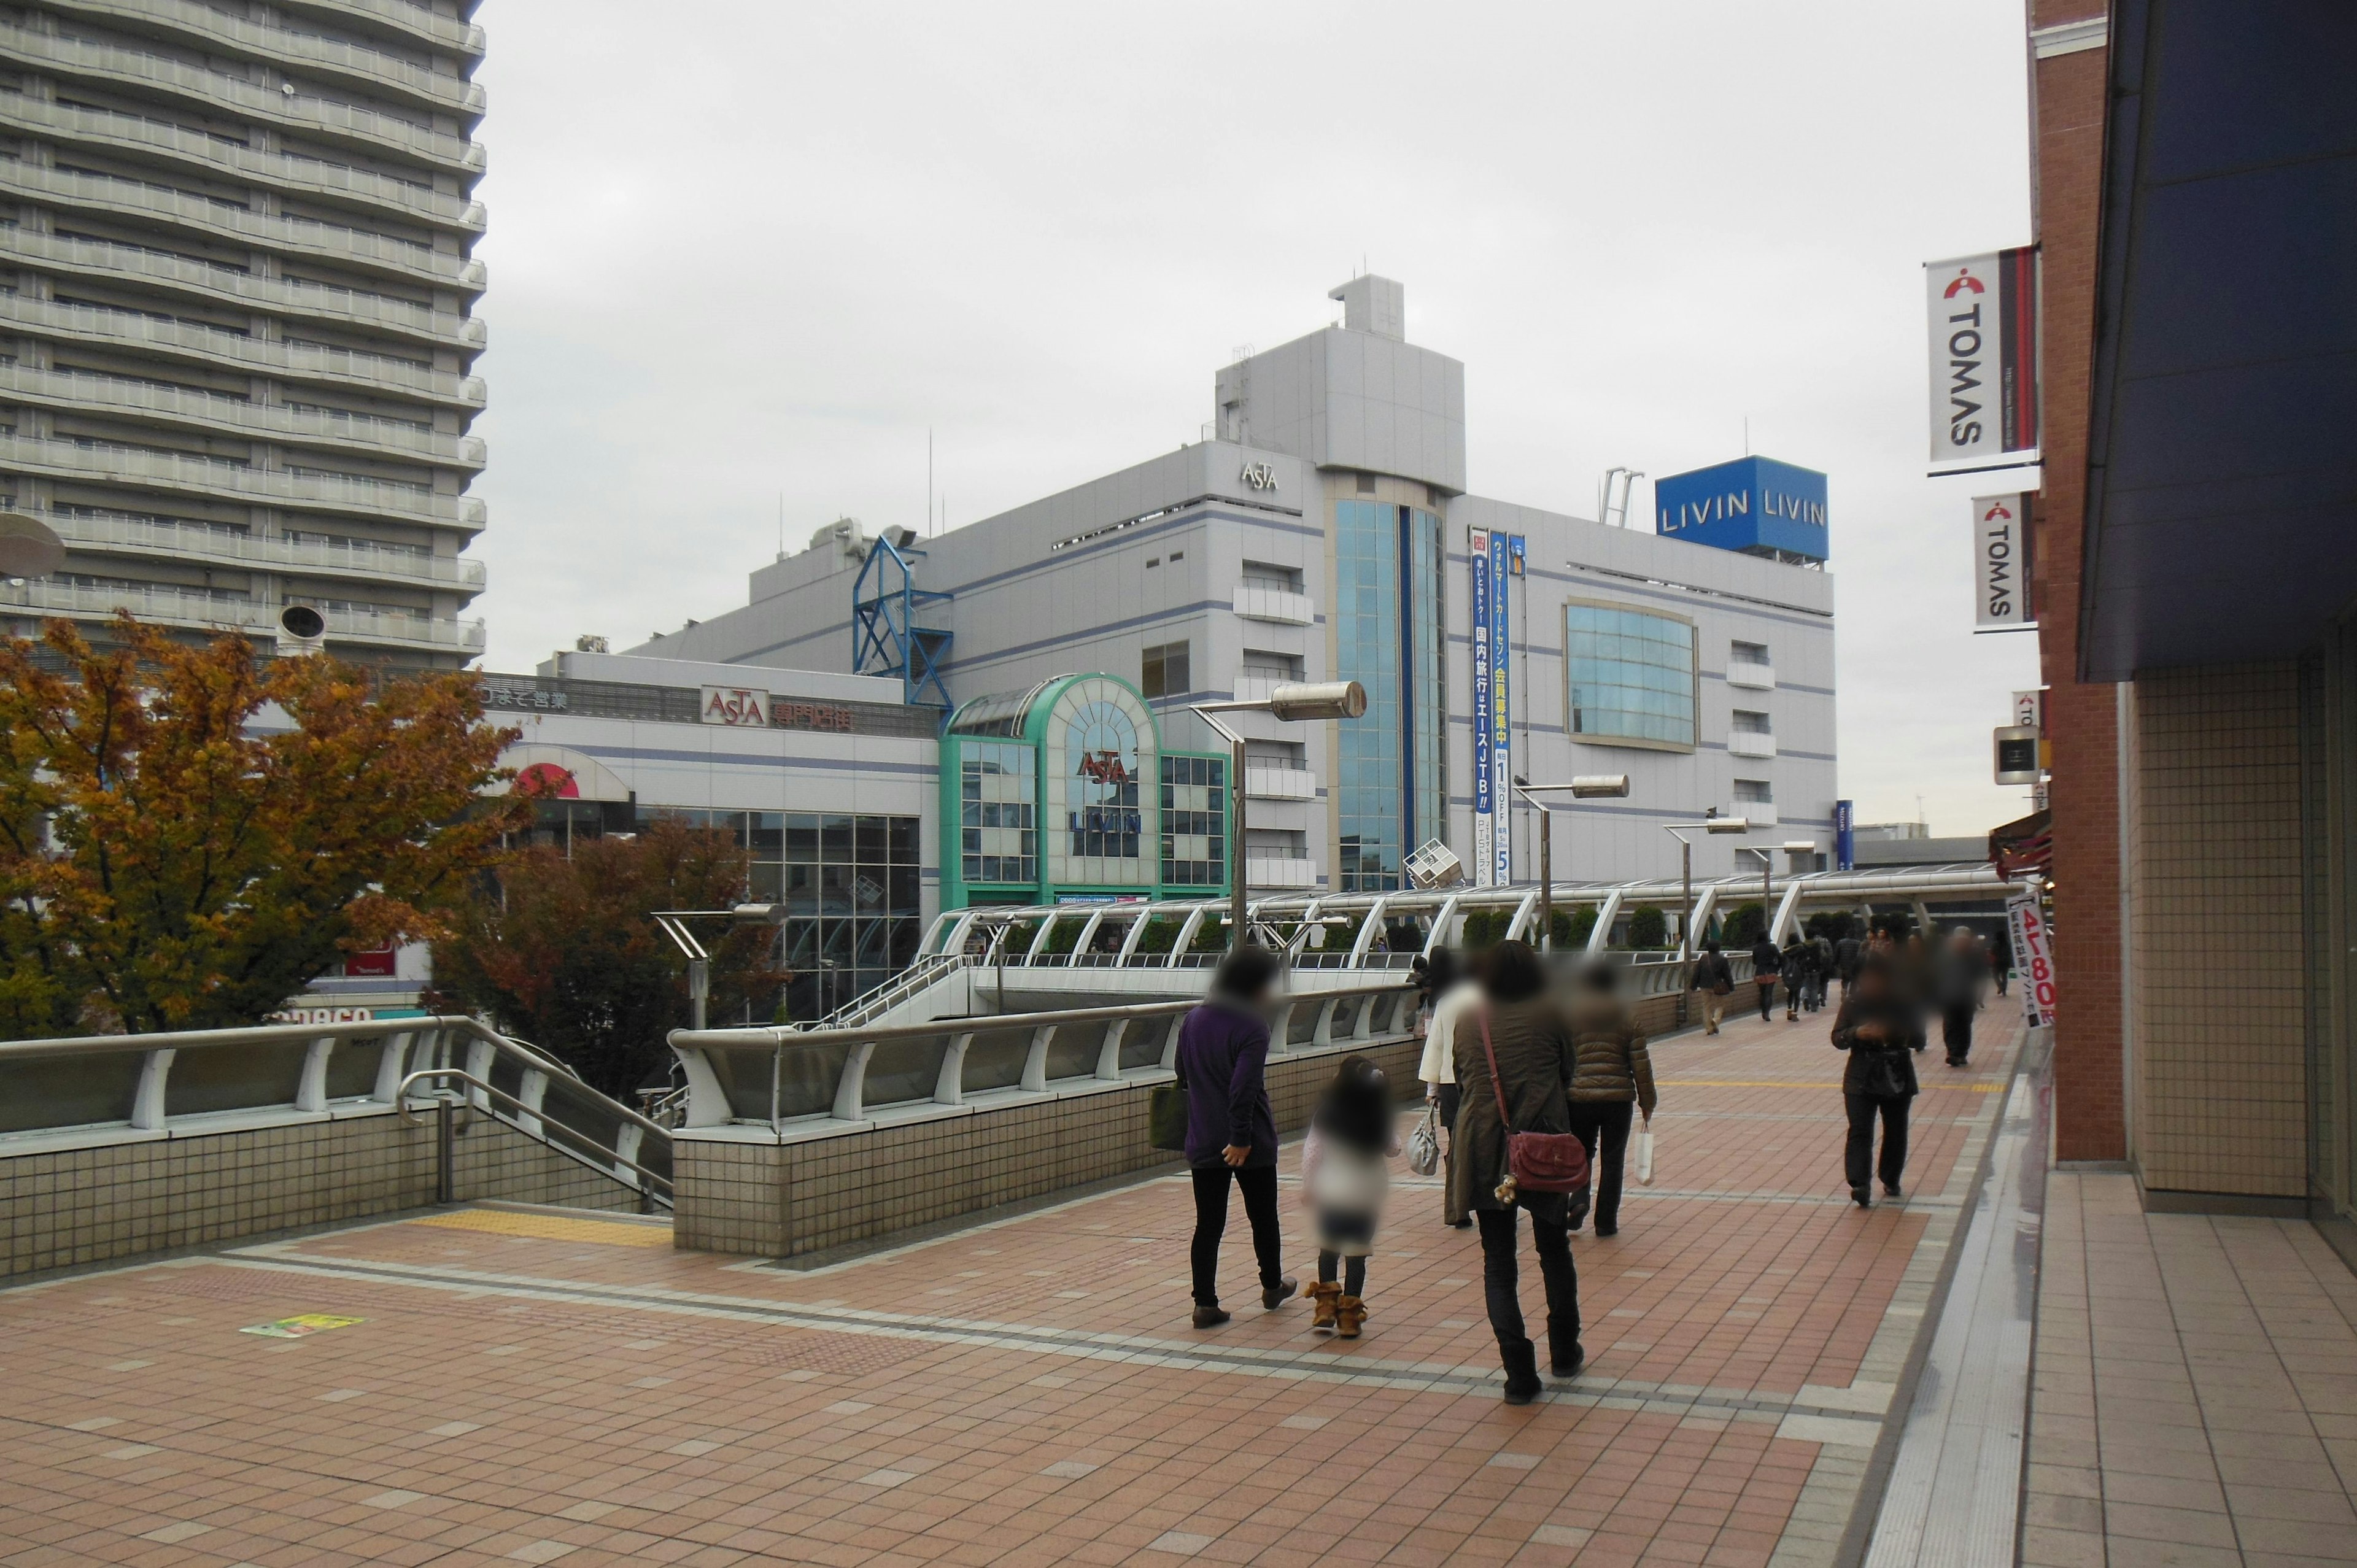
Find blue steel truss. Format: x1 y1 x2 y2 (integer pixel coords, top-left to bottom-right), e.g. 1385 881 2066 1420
851 533 954 709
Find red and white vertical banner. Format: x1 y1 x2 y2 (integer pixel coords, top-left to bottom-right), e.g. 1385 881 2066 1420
2007 887 2057 1030
1928 247 2040 465
1972 493 2037 631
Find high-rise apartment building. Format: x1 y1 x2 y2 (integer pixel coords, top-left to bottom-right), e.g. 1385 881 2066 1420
0 0 487 667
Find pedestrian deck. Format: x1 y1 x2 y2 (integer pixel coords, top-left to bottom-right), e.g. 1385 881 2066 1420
0 1005 2025 1568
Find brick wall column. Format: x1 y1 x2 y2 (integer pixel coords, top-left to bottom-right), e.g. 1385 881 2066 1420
2031 2 2127 1161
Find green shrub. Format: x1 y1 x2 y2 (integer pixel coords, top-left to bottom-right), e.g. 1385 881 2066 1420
1626 905 1668 949
1720 902 1765 948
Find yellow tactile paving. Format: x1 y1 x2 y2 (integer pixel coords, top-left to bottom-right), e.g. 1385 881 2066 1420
404 1208 675 1247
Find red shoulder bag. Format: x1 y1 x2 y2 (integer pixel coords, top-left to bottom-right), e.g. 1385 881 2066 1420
1479 1009 1591 1197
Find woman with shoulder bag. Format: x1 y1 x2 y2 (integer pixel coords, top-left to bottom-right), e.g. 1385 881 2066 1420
1830 954 1927 1208
1449 940 1587 1404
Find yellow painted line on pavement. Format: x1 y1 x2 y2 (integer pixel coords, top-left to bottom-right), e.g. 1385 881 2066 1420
408 1210 675 1247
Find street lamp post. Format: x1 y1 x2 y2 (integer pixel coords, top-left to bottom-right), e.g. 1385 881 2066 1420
1507 774 1631 951
652 904 786 1030
1190 681 1368 951
1736 841 1822 949
1660 817 1750 1023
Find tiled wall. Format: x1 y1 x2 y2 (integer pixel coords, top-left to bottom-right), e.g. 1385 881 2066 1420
2127 662 2309 1199
2 1108 643 1280
677 1038 1424 1258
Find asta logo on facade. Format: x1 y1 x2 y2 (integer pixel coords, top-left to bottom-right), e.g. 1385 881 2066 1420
699 686 769 727
1239 461 1278 492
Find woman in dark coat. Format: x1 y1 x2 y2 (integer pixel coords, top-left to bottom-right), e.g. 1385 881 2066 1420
1448 940 1583 1403
1830 954 1927 1208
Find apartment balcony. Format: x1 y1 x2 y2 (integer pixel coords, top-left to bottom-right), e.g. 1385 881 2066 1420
3 230 487 353
1727 659 1776 690
44 509 487 593
1728 732 1779 760
0 295 488 407
0 366 486 470
281 0 487 58
0 96 487 234
1243 766 1317 801
0 434 486 530
284 0 483 57
1245 856 1318 890
51 0 487 120
1231 585 1315 625
1 165 487 294
0 24 487 174
0 578 485 654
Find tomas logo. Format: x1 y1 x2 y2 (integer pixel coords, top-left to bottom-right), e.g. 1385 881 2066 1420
1943 267 1986 299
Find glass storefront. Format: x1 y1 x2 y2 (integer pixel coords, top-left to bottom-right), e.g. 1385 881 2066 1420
653 808 922 1022
1336 499 1444 891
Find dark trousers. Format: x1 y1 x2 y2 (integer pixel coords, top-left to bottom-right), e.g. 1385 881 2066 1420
1757 979 1778 1020
1566 1100 1635 1232
1190 1164 1283 1307
1476 1205 1579 1364
1942 1003 1976 1064
1317 1250 1367 1296
1844 1092 1910 1192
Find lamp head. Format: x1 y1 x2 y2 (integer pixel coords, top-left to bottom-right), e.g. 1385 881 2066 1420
1705 817 1750 834
1568 774 1630 798
1268 681 1366 722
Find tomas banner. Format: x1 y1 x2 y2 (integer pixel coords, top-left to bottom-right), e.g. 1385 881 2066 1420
1928 248 2040 466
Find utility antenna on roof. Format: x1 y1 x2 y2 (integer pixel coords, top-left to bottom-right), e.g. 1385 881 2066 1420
927 426 934 539
776 491 784 560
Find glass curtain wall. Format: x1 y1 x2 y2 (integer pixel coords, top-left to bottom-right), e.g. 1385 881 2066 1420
1335 500 1445 892
654 808 922 1022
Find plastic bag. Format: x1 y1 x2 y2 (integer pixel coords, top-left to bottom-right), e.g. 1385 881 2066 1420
1635 1119 1655 1186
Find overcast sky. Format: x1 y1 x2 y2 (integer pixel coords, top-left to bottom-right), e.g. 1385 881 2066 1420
468 0 2042 835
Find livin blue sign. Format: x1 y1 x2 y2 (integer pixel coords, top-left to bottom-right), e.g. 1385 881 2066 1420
1652 456 1829 562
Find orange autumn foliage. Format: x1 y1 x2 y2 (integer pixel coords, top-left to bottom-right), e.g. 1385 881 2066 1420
0 616 523 1038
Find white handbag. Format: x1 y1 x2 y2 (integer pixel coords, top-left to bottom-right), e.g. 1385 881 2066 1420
1635 1118 1655 1186
1406 1104 1442 1176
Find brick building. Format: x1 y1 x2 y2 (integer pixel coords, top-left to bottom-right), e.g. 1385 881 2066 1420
2028 0 2357 1265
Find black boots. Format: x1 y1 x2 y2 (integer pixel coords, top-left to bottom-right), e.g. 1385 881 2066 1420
1550 1340 1585 1380
1501 1342 1542 1405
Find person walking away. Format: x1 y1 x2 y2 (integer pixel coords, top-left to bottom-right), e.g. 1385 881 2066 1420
1990 928 2011 998
1692 941 1735 1035
1415 946 1479 1229
1780 933 1812 1021
1564 962 1655 1238
1299 1056 1397 1338
1831 955 1925 1206
1934 927 1984 1067
1176 945 1298 1327
1809 933 1835 1011
1834 924 1864 1001
1449 940 1584 1404
1749 932 1782 1022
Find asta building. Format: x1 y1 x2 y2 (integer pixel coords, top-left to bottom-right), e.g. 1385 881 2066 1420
0 0 489 667
635 278 1838 900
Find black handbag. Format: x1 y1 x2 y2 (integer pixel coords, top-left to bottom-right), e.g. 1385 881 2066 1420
1857 1048 1910 1100
1149 1081 1190 1151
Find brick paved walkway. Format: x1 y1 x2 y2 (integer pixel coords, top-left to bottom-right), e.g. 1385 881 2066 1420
1 1003 2024 1568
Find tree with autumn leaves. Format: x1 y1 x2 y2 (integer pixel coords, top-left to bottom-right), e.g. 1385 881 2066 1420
0 616 522 1038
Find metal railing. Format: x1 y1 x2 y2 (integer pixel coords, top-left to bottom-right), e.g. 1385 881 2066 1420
0 295 487 405
50 0 487 117
0 1014 670 1207
669 979 1420 1134
398 1069 671 1209
298 0 488 56
0 95 486 230
43 512 486 590
0 366 486 468
786 951 970 1032
1 228 487 350
0 434 484 526
0 579 487 651
0 164 486 290
0 23 487 171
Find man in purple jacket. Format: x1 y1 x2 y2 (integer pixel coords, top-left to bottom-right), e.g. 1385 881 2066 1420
1176 944 1298 1327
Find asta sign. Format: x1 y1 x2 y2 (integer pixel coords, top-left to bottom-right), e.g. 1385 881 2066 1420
1927 249 2040 465
699 686 770 727
1972 493 2036 631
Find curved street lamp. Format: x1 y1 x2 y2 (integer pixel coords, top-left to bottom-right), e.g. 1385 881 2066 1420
1190 681 1367 952
1509 774 1630 950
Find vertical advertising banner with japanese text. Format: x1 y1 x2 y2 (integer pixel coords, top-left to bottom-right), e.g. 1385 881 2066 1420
1489 530 1514 888
2007 889 2056 1030
1927 247 2040 465
1469 527 1495 885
